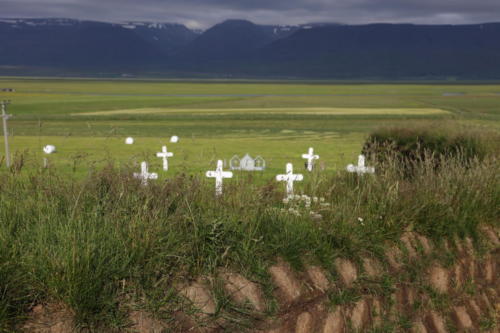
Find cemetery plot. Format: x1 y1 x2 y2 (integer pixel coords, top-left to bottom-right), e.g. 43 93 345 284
0 79 499 177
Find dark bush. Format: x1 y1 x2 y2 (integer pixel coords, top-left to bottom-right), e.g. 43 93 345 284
362 123 497 171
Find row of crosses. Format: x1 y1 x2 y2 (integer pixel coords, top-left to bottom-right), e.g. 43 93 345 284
133 145 174 185
133 145 374 196
2 108 371 196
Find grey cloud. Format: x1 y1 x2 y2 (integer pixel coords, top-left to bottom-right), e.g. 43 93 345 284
1 0 500 29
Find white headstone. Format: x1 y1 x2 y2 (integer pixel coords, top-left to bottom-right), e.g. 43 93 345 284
134 161 158 185
276 163 303 197
230 154 266 171
170 135 179 143
229 155 241 170
206 160 233 196
346 155 375 175
302 147 319 171
125 137 134 145
43 145 56 154
156 145 173 171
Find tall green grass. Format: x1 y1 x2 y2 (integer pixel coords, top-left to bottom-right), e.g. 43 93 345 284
0 148 498 330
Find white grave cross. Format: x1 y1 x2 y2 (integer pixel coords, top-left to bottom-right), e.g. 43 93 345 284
134 161 158 185
276 163 303 197
346 155 375 175
206 160 233 196
302 147 319 171
156 145 173 171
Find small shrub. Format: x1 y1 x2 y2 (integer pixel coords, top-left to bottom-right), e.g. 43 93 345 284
362 122 497 172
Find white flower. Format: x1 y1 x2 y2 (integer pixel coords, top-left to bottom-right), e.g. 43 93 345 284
358 217 364 222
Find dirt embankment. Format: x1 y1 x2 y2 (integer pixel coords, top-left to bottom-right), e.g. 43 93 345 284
23 225 499 333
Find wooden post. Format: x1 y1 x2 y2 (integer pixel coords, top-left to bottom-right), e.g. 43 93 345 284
1 100 12 168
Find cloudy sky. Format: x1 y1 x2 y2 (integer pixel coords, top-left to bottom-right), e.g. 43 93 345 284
2 0 500 29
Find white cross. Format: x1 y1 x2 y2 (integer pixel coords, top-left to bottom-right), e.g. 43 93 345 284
302 147 319 171
346 155 375 175
156 145 173 171
276 163 303 197
206 160 233 196
134 161 158 185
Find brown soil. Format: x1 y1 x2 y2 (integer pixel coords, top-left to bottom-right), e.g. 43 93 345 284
21 226 500 333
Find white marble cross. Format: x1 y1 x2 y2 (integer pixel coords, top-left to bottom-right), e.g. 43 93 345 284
134 161 158 185
156 145 173 171
276 163 303 197
346 155 375 175
206 160 233 196
302 147 319 171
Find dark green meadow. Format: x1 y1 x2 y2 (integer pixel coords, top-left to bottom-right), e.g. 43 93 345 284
0 78 499 331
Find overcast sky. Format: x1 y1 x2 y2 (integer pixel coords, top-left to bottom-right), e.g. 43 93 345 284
2 0 500 29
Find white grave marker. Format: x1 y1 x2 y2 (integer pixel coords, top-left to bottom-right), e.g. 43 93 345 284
230 154 266 171
206 160 233 196
156 145 173 171
125 137 134 144
43 145 56 154
134 161 158 185
276 163 303 197
302 147 319 171
346 155 375 175
170 135 179 143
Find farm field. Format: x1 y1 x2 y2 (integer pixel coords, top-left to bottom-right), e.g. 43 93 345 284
1 77 499 176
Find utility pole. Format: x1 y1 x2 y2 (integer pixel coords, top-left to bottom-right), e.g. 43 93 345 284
1 100 12 168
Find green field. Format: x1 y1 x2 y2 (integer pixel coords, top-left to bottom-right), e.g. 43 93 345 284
1 78 499 176
1 78 499 331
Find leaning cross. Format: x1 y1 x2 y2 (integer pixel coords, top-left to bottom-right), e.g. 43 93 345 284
206 160 233 196
346 155 375 175
302 147 319 171
276 163 303 197
134 161 158 185
1 100 12 168
156 145 173 171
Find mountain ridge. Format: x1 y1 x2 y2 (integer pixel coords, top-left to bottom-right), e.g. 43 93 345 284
1 18 500 78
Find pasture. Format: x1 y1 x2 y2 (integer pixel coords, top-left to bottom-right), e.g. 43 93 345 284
1 78 499 176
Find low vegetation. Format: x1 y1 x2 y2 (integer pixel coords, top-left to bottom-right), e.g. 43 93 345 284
0 79 499 330
0 131 498 330
363 122 499 164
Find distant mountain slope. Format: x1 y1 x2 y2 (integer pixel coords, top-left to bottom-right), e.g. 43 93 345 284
174 20 299 66
1 18 500 78
254 23 500 78
119 21 199 55
0 18 196 68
